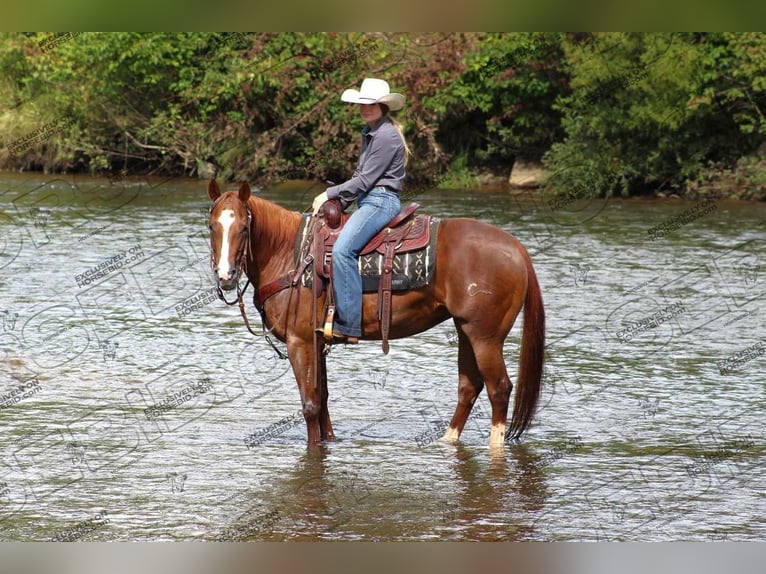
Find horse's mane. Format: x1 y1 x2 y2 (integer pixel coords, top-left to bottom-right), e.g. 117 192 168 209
247 195 302 256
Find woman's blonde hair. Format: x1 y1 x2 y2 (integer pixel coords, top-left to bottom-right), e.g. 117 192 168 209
380 104 412 166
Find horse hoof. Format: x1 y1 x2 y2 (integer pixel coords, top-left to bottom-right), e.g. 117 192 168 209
440 429 460 444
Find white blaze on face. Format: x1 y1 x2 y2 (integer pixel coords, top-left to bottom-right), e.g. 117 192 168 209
216 209 237 279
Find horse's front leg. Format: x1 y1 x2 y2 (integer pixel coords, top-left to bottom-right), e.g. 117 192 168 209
287 336 323 445
318 345 336 441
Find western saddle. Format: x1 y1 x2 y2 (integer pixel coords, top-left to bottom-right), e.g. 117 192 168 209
314 200 431 353
257 199 432 355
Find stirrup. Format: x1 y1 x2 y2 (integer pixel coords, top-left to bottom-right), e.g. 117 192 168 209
313 327 359 344
322 306 336 341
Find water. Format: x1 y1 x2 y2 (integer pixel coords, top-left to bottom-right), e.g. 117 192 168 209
0 173 763 541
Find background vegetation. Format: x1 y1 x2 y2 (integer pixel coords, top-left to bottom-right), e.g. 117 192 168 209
1 32 764 198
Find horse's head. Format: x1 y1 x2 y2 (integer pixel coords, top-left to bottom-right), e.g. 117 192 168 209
207 179 252 291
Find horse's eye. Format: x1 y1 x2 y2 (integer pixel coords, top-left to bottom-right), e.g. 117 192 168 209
240 226 248 234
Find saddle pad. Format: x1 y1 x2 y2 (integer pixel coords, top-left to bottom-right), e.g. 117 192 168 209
294 215 440 293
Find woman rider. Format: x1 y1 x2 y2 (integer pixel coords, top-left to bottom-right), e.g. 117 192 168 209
312 78 409 343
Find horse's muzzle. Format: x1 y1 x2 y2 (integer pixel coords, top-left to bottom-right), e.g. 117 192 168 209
213 267 238 291
218 277 237 291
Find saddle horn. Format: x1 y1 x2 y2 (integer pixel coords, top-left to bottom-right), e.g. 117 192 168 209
321 199 344 229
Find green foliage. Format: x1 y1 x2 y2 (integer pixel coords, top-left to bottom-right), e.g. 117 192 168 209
432 32 566 165
1 32 764 198
435 153 480 189
544 32 766 197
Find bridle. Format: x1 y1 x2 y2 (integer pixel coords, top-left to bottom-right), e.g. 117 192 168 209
209 197 287 359
208 192 335 392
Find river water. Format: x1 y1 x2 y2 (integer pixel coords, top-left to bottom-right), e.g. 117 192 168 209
0 172 763 541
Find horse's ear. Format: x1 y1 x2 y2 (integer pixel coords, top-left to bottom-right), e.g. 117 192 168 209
208 179 222 202
238 181 251 203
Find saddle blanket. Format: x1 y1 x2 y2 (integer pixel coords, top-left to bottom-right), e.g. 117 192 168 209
294 214 439 292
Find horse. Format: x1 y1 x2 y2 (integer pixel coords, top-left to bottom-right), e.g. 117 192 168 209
207 179 545 448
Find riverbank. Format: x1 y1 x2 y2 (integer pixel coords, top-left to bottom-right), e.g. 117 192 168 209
2 155 765 202
472 156 766 201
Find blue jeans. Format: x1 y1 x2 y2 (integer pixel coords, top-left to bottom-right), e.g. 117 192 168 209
332 187 400 337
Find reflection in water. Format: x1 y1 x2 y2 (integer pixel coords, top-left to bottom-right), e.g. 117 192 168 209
445 443 546 540
241 442 551 541
279 446 339 540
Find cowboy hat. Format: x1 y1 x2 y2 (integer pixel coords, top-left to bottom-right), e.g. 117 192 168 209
341 78 405 111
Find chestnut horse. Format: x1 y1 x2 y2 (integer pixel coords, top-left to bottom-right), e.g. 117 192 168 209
207 180 545 448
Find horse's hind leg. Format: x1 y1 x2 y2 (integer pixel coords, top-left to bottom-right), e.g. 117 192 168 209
442 321 484 443
471 340 513 448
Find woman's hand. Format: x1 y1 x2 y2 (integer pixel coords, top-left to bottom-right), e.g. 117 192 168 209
312 191 329 214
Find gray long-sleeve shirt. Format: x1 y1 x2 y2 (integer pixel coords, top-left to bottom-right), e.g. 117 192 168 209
325 116 405 205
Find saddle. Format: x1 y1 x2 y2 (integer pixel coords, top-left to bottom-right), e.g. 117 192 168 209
315 199 431 354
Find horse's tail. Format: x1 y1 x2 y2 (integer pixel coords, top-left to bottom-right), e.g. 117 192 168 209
506 247 545 441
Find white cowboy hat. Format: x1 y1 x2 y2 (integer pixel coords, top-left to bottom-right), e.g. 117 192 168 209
341 78 405 111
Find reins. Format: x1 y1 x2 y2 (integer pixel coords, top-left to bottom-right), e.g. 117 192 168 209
209 192 329 384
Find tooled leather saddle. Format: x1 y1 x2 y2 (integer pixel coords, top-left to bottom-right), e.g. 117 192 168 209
314 199 433 354
255 199 437 355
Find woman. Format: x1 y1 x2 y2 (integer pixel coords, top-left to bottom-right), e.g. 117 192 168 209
312 78 409 343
